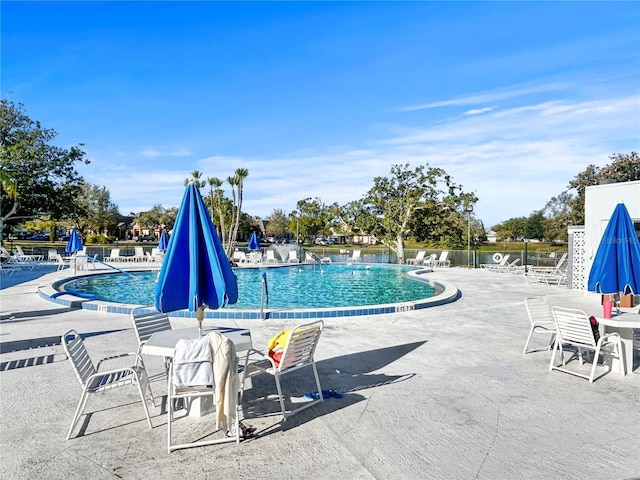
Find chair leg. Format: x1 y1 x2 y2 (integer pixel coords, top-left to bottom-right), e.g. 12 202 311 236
273 373 287 420
134 372 153 429
523 327 535 355
67 389 90 440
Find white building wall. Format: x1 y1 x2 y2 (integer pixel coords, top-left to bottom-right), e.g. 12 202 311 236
583 180 640 291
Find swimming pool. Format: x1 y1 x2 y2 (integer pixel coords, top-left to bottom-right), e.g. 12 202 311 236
57 264 436 307
48 263 459 319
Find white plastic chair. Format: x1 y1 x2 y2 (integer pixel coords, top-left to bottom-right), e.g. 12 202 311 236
61 330 154 440
407 250 426 265
287 250 299 263
131 307 172 378
241 320 324 420
167 335 240 452
435 251 450 267
523 297 556 354
549 307 624 383
265 249 278 264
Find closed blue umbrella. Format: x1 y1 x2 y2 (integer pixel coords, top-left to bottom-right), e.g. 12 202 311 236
155 183 238 335
65 228 83 253
158 229 169 250
248 231 260 251
588 203 640 295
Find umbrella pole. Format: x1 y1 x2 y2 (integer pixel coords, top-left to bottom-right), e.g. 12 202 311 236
197 307 205 337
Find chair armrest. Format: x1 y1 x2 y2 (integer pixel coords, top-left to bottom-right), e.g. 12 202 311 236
599 332 621 345
96 352 144 371
243 348 278 369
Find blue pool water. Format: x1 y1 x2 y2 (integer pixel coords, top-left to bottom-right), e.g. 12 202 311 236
57 264 440 310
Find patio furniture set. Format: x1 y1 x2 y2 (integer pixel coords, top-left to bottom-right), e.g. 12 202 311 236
523 296 640 383
61 309 325 453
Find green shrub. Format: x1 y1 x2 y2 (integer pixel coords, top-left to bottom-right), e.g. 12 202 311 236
86 234 111 244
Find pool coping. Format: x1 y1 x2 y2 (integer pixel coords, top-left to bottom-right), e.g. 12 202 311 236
38 264 460 320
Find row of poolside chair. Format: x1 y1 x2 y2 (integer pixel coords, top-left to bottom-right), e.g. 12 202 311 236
523 253 568 286
406 250 450 267
479 253 523 274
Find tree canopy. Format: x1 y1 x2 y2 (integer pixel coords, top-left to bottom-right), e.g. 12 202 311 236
339 163 477 263
0 99 89 241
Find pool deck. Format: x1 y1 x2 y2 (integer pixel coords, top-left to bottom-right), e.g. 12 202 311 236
1 265 639 479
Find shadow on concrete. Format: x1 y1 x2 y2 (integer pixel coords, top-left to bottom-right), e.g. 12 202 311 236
0 329 129 371
0 308 77 323
0 266 61 290
241 341 427 437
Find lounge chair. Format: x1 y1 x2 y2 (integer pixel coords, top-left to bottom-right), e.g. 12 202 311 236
105 248 126 262
523 297 557 354
406 250 426 265
481 253 510 272
549 306 624 382
133 246 146 262
241 320 324 420
525 253 568 285
435 251 450 267
265 249 278 264
14 245 43 262
62 329 154 440
287 250 299 263
232 250 248 264
348 250 361 264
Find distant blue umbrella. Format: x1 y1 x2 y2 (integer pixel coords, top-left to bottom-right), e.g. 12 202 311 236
248 231 260 251
158 229 169 250
155 183 238 334
65 228 83 253
588 203 640 295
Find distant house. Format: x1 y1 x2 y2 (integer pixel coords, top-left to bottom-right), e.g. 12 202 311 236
486 231 498 243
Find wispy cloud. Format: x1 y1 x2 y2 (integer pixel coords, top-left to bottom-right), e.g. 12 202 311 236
397 82 567 111
140 148 192 158
81 89 638 228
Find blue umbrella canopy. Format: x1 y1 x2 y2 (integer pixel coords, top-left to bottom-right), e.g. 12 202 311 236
248 231 260 250
158 229 169 250
155 183 238 315
65 228 83 253
588 203 640 295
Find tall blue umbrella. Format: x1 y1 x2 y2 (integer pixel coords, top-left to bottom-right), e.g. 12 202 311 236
158 229 169 250
155 183 238 335
588 203 640 295
248 231 260 251
65 228 83 254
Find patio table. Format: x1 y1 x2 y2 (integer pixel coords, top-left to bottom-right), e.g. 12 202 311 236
141 326 252 416
596 312 640 376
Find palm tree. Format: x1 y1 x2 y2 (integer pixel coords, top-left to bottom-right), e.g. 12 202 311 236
207 176 226 245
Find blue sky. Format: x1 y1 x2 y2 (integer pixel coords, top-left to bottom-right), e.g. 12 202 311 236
3 1 639 229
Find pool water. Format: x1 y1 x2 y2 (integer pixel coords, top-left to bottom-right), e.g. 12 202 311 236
58 264 440 310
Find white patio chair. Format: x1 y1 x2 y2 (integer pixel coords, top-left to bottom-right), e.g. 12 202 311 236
131 306 172 380
287 250 299 263
350 249 361 263
435 251 450 267
61 329 154 440
241 320 324 420
265 249 279 264
232 250 248 264
549 307 624 383
523 297 557 354
406 250 426 265
167 335 240 452
133 246 146 262
105 248 123 262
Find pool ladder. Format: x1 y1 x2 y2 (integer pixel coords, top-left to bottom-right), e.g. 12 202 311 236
260 272 268 320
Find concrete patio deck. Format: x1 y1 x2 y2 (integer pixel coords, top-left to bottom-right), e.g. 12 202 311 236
1 266 639 479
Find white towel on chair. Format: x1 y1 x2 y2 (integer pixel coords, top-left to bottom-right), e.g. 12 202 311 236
173 337 213 388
